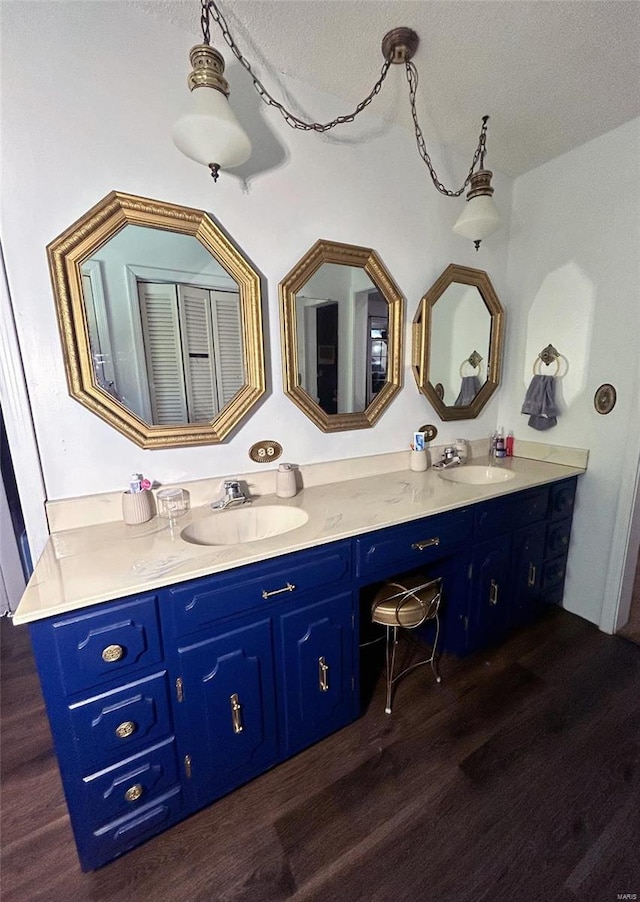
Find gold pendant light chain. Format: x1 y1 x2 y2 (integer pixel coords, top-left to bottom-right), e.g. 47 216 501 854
204 0 392 132
405 61 489 197
202 0 490 192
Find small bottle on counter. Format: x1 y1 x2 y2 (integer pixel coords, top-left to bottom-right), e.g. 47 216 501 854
506 431 515 457
454 439 469 462
276 463 297 498
495 427 506 459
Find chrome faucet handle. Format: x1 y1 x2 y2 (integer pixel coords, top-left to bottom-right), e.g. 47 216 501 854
211 479 250 509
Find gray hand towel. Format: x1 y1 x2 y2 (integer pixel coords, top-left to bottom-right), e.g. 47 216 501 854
454 375 481 406
521 374 558 430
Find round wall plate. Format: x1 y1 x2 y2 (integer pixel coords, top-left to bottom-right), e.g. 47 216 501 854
419 424 439 442
249 440 283 463
594 383 617 415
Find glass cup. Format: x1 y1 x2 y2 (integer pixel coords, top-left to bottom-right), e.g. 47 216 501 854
156 487 188 527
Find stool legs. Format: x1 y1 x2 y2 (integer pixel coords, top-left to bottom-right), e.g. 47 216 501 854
383 614 442 715
384 625 398 715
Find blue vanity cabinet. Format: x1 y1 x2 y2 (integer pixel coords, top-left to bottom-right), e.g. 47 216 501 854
278 591 354 756
23 477 580 872
468 533 513 652
462 485 553 653
28 593 184 872
174 614 280 808
163 541 355 810
541 477 577 605
510 522 547 627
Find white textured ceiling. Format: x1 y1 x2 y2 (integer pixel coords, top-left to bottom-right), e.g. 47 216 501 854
145 0 640 178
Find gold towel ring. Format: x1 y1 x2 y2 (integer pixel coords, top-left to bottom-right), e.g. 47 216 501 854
533 355 567 376
459 359 481 378
459 350 483 378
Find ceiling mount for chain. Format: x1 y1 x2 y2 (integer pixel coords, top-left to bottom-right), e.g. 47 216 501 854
382 28 419 64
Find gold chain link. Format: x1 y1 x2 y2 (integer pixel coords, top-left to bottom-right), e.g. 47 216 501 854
201 0 490 194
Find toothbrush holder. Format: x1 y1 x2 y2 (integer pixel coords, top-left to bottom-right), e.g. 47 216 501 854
409 449 429 472
122 490 153 525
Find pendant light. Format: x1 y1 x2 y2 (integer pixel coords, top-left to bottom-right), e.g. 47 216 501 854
173 2 500 248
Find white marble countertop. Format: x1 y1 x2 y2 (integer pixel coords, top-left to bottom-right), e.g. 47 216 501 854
13 456 586 625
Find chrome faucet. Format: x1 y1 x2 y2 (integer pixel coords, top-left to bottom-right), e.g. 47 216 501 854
433 447 462 470
211 479 251 510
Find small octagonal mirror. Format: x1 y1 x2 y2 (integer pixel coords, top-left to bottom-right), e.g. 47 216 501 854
279 239 404 432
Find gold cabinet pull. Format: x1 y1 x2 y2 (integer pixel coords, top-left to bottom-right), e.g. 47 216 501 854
176 677 184 703
124 783 144 803
184 754 192 779
411 537 440 551
101 644 124 663
527 563 537 588
261 582 296 600
115 720 137 739
318 656 329 692
489 580 499 606
230 693 243 733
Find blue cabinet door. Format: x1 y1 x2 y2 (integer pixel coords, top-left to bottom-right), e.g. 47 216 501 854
423 551 473 657
511 522 547 628
470 535 512 652
177 617 279 806
279 592 354 755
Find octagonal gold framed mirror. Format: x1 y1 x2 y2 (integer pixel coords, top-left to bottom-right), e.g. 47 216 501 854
280 240 404 432
47 191 265 448
412 264 505 420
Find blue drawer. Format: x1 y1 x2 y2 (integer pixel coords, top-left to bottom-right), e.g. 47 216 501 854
167 541 352 637
546 518 572 556
81 738 179 830
68 671 172 772
355 508 473 580
51 595 162 696
474 487 549 540
549 478 577 521
81 786 183 871
542 556 567 593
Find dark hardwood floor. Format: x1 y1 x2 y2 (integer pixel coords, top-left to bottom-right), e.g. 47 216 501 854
2 608 639 902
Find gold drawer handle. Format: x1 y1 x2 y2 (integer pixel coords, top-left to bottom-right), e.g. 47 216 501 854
230 693 243 734
124 783 144 803
527 563 537 588
261 582 296 600
318 656 329 692
101 644 124 663
115 720 137 739
489 580 499 606
411 537 440 551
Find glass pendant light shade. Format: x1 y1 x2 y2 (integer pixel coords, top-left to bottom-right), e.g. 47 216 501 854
172 84 252 171
453 168 500 249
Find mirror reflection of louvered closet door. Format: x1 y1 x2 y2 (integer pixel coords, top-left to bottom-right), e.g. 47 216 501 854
138 281 243 425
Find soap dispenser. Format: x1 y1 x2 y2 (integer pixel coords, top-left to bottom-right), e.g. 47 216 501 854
276 463 297 498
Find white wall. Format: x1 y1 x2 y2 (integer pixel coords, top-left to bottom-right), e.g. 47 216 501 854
0 1 511 563
501 118 640 629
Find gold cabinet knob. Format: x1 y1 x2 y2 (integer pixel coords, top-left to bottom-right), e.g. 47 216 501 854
124 783 144 802
101 644 124 663
115 720 137 739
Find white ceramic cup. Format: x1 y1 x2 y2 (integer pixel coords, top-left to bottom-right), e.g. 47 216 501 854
409 449 428 472
122 490 153 525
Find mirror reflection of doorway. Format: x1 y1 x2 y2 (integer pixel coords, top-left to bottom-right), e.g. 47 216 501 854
368 316 388 405
316 303 338 415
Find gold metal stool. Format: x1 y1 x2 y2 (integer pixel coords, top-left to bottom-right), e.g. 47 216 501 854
371 575 443 714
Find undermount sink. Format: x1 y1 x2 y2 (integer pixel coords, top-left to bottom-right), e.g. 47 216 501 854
180 505 309 546
437 465 516 485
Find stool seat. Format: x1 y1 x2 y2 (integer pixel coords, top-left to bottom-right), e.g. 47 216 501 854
370 574 443 715
371 578 441 628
